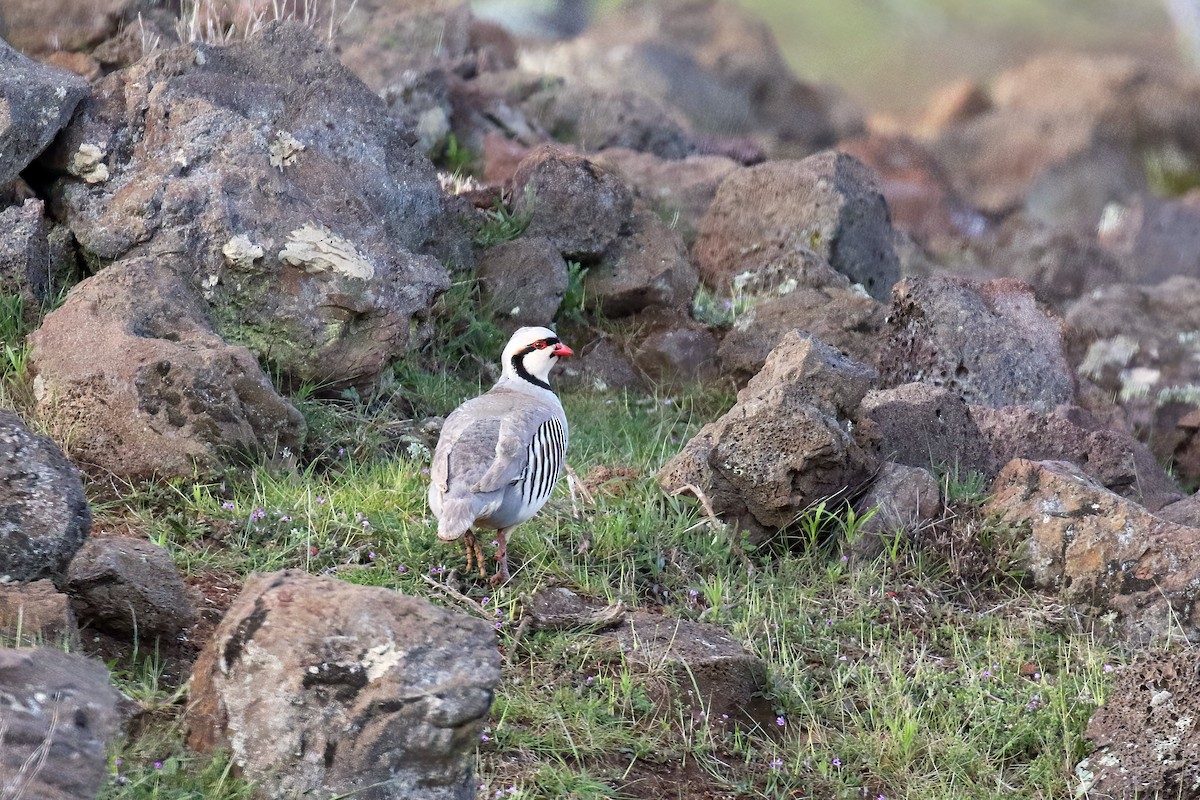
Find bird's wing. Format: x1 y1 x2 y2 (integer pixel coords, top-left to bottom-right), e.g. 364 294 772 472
472 401 559 494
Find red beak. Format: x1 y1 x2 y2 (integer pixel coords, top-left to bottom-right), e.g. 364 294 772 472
552 342 573 357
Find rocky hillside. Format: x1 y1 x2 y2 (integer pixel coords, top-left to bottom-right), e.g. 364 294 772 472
3 1 1200 798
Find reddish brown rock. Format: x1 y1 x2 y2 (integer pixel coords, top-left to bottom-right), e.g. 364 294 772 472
632 317 719 387
917 79 992 138
586 206 698 317
477 236 568 329
986 459 1200 644
2 0 133 55
0 580 78 647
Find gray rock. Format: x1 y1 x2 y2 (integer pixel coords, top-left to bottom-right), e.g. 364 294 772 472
0 198 49 311
0 580 78 647
477 236 568 329
848 463 942 561
1156 493 1200 527
556 337 643 393
66 537 196 638
0 647 123 800
632 319 719 387
337 0 475 91
187 570 500 800
880 277 1076 411
982 215 1126 307
1098 192 1200 286
510 144 634 260
30 255 306 481
586 206 698 317
522 82 694 159
0 411 90 583
858 383 994 476
693 152 901 301
2 0 134 55
659 332 877 537
45 22 462 390
603 612 774 727
0 38 89 191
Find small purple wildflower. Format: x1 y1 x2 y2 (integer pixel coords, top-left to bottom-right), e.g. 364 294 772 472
1026 693 1042 711
586 676 594 684
280 515 290 522
775 715 785 727
316 496 327 504
832 757 841 767
688 588 699 599
721 714 729 720
221 502 235 510
769 757 783 770
494 621 503 630
480 597 490 606
421 467 430 475
1103 663 1114 673
368 552 376 560
429 566 445 575
480 733 490 742
397 564 407 574
982 669 992 678
154 761 163 770
114 758 122 767
337 448 345 456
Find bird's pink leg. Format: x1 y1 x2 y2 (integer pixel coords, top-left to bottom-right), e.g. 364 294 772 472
490 527 512 586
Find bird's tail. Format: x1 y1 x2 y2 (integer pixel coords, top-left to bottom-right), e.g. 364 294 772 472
436 497 477 542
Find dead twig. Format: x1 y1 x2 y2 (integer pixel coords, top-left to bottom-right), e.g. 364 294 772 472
420 574 488 619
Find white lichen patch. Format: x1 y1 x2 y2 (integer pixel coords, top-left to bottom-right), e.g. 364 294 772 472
361 642 403 682
269 130 304 170
222 235 265 271
1118 367 1161 402
278 225 375 280
69 143 109 184
1078 335 1139 381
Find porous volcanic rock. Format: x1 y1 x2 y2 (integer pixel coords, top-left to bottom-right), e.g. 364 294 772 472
986 459 1200 644
30 255 305 481
66 537 196 638
476 236 568 328
1098 192 1200 286
510 145 634 260
523 0 837 153
631 315 719 386
0 411 90 583
693 152 900 301
187 570 500 800
590 148 740 246
880 277 1075 411
1078 653 1200 799
45 21 460 388
337 0 475 91
848 463 942 561
586 206 698 317
858 383 994 476
659 332 877 536
0 38 89 190
0 580 78 646
603 612 774 726
1 0 135 55
1156 493 1200 528
0 647 123 800
971 404 1181 512
0 198 50 312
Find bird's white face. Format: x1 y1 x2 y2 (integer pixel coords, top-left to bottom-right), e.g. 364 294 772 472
502 326 573 388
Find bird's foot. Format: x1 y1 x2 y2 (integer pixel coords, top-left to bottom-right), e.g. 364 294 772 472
462 531 489 579
490 528 510 587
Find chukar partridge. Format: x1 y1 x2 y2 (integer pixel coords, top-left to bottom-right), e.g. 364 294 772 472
429 326 572 584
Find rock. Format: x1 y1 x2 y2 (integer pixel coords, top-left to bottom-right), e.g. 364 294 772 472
0 198 49 313
187 570 500 800
1097 192 1200 286
1079 653 1200 800
510 145 634 260
586 206 698 317
979 215 1126 307
525 587 625 631
476 236 568 328
66 537 196 638
602 611 773 725
556 336 644 393
521 82 694 159
2 0 133 55
693 152 900 301
880 277 1075 411
632 317 719 386
336 0 476 91
590 147 740 246
848 463 941 561
717 286 885 384
523 0 836 154
838 133 986 248
917 79 992 138
658 332 877 536
858 383 994 476
1063 276 1200 482
0 580 78 646
0 38 89 191
30 256 306 481
0 410 90 583
0 647 123 800
971 404 1181 512
985 459 1200 644
45 22 461 389
1155 492 1200 527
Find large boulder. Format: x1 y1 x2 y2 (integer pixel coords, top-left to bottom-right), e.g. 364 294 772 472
0 410 90 583
0 648 123 800
880 277 1075 411
66 537 197 638
986 459 1200 644
44 22 461 388
188 570 500 800
0 38 89 191
522 0 836 154
1079 654 1200 799
585 205 698 317
693 152 900 301
659 332 876 537
30 256 305 481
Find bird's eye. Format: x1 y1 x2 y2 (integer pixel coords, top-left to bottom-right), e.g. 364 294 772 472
533 340 547 350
